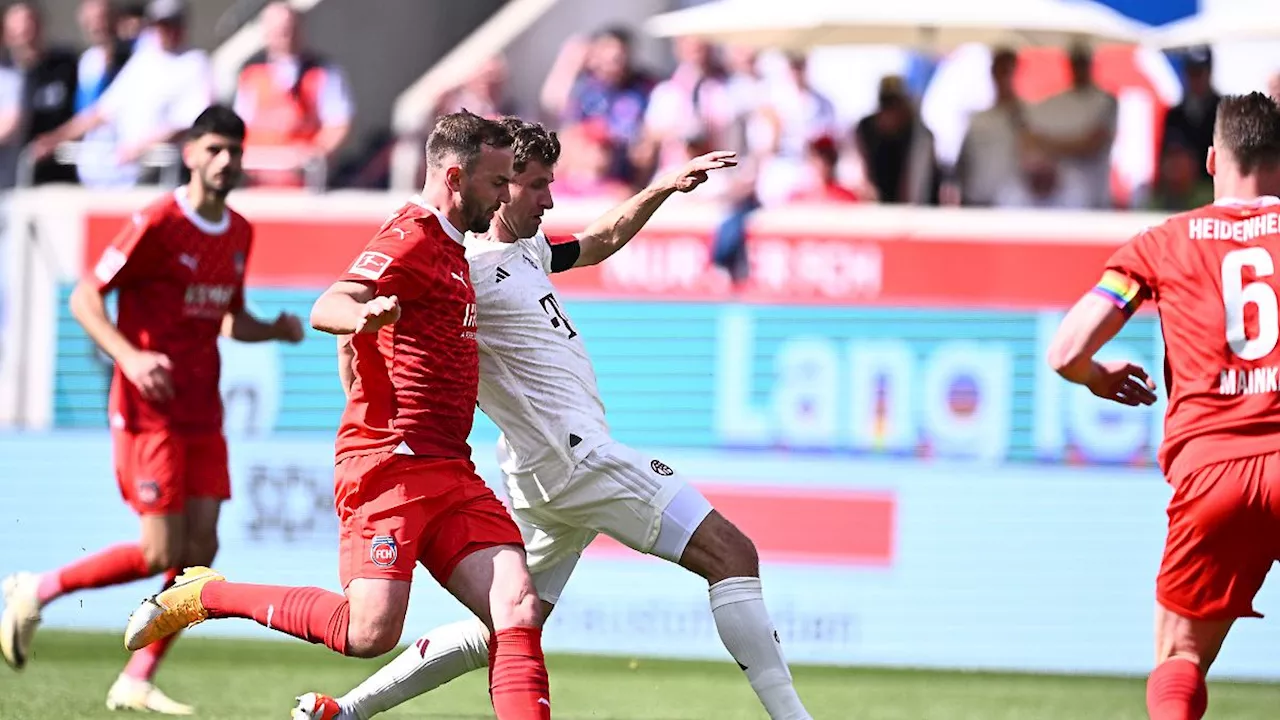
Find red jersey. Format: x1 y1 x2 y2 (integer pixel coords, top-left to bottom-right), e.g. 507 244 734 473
92 189 252 433
1099 196 1280 481
335 199 478 461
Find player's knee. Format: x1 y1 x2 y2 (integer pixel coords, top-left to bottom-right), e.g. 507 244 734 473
683 513 759 583
716 524 759 578
491 574 543 630
345 616 403 658
140 538 181 574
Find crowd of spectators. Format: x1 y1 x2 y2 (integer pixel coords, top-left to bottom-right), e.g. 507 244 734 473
0 0 351 190
0 1 1277 223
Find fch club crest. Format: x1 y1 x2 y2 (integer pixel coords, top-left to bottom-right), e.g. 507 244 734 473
370 535 398 567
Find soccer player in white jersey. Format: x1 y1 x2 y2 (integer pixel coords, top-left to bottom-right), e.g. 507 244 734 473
294 119 813 720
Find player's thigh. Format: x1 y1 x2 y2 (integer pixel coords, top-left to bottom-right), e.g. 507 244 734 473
554 444 712 564
334 453 432 590
183 432 231 506
118 430 188 569
514 502 595 605
1158 454 1273 626
1154 601 1235 670
445 544 540 631
115 430 187 517
414 460 525 590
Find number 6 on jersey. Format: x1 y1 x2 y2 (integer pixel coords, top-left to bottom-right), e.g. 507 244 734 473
1222 247 1279 361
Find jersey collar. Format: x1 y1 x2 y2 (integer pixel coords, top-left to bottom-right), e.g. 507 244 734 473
1214 196 1280 207
409 195 465 245
173 187 229 236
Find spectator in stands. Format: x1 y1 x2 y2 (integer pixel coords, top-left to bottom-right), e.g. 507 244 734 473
76 0 133 112
634 37 733 184
789 136 860 203
1149 141 1213 212
708 45 769 285
234 0 353 188
0 62 20 188
955 48 1024 207
3 2 79 185
854 75 938 205
1022 44 1116 209
1269 71 1280 100
1160 46 1218 183
541 27 653 184
995 147 1088 209
548 121 631 200
432 55 517 120
30 0 213 187
753 52 838 207
116 2 146 47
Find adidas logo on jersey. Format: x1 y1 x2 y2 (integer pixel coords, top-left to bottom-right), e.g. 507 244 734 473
496 267 510 283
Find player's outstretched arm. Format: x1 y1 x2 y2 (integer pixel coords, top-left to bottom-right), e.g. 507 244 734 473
220 308 305 344
310 280 400 335
1047 292 1157 406
573 150 738 268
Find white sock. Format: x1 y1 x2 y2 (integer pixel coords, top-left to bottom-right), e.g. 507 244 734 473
709 577 812 720
337 619 490 720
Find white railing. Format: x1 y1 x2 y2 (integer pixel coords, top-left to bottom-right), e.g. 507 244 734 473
14 141 328 193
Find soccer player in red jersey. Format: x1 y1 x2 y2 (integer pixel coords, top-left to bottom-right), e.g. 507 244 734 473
1048 92 1280 720
122 111 553 720
0 105 304 713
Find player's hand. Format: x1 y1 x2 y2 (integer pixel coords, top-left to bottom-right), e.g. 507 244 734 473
272 311 305 344
1086 360 1158 407
355 295 400 333
121 350 175 403
664 151 738 193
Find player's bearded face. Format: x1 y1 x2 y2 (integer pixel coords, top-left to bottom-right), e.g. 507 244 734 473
459 147 514 233
188 133 243 197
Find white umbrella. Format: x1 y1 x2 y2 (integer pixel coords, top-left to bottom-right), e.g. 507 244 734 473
1146 12 1280 50
644 0 1147 51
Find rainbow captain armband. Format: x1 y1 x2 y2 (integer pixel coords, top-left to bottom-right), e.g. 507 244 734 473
1091 270 1146 317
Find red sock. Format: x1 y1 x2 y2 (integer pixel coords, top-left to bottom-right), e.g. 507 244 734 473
43 544 152 605
489 627 551 720
1147 658 1208 720
200 581 350 655
123 570 180 681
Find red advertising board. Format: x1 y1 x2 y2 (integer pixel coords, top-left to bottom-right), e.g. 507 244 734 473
85 212 1124 309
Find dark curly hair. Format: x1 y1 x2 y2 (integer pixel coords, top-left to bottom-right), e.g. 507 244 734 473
495 116 561 173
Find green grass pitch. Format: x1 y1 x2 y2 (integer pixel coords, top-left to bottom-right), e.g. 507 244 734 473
0 631 1276 719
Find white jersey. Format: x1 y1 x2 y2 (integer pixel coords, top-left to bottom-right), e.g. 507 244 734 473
464 229 610 506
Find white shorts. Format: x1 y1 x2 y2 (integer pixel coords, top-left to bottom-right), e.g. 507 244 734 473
511 441 714 604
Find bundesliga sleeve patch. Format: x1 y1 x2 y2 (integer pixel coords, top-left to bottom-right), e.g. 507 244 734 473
94 246 128 284
1091 269 1145 316
348 251 393 281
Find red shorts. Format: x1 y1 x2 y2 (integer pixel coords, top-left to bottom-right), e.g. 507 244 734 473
335 452 522 589
1158 450 1280 621
114 430 230 516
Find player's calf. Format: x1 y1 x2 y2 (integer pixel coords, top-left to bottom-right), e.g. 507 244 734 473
1146 603 1234 720
677 510 812 720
